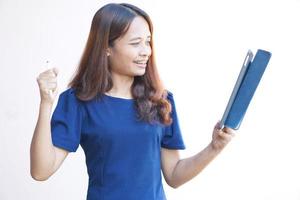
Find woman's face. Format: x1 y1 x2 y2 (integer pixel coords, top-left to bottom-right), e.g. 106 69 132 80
107 16 152 77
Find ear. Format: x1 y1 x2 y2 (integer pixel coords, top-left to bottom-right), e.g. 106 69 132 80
106 48 112 56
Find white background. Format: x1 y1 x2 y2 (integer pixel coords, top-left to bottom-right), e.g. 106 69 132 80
1 0 300 199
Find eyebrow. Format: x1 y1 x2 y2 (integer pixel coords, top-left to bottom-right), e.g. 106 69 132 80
129 36 151 41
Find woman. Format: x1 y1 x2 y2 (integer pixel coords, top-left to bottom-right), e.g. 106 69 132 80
30 3 235 200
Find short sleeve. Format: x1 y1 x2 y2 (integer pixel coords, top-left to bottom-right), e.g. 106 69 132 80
50 89 83 152
161 91 186 150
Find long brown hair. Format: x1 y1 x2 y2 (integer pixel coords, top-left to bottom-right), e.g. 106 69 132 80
68 3 172 125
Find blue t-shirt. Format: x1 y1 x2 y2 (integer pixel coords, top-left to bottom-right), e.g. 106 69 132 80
51 88 186 200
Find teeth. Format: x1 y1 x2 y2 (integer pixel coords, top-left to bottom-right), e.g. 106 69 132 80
135 61 146 64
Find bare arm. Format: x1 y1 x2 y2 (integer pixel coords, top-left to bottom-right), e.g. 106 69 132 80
30 67 68 181
30 102 68 181
161 122 235 188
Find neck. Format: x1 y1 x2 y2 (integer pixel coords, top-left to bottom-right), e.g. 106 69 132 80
106 72 134 99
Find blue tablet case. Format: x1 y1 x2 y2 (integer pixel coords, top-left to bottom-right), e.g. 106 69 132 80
220 49 272 130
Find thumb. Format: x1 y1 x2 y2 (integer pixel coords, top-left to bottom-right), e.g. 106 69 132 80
52 67 59 76
53 86 59 96
214 120 221 130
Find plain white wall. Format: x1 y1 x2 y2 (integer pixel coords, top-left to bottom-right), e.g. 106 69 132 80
1 0 300 199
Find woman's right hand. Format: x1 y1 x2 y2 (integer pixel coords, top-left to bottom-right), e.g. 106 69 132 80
36 68 59 105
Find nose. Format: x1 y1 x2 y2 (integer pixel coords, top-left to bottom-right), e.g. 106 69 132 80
139 45 152 58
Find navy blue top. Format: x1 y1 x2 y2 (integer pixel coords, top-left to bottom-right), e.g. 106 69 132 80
50 88 186 200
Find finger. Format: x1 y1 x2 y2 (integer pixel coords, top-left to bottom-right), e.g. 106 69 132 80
214 129 223 139
46 80 57 85
39 69 53 75
52 67 59 76
48 90 54 99
53 85 59 94
214 121 221 130
219 130 235 140
39 83 57 90
36 77 57 84
223 127 235 135
39 71 57 78
46 69 58 77
218 131 231 140
223 126 232 132
46 82 57 89
37 75 57 80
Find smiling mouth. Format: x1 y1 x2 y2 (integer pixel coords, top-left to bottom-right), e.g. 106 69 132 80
133 60 148 68
133 60 147 64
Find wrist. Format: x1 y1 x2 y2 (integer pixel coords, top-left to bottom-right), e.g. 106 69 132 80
208 141 222 154
40 101 53 110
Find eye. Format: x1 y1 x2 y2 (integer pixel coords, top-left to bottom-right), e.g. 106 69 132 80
130 42 140 46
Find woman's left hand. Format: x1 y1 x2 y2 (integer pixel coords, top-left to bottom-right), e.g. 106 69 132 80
210 121 236 151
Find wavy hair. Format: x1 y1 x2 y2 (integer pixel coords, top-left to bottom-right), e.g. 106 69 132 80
68 3 172 125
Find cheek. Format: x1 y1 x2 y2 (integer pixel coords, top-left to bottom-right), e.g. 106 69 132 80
117 47 136 61
109 51 136 72
120 49 139 69
125 47 139 60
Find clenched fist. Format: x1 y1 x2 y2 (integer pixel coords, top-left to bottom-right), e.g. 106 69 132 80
36 68 59 105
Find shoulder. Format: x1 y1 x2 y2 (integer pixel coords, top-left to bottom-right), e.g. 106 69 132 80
59 87 76 96
59 88 80 101
55 88 87 118
165 89 175 103
166 90 173 97
57 88 84 107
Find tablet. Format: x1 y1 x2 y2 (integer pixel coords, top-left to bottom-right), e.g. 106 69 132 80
219 49 271 130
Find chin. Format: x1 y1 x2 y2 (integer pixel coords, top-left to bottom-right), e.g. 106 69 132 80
133 70 146 76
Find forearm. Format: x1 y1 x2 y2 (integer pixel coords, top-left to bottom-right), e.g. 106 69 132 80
30 102 56 180
171 143 221 188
